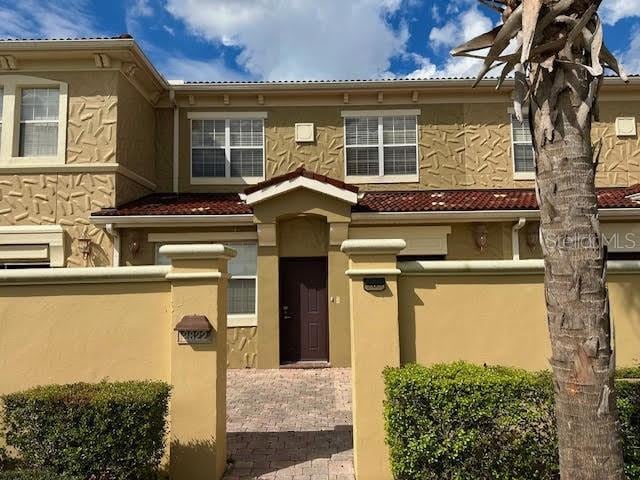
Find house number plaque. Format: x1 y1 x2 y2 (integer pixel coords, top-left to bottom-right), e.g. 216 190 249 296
174 315 213 345
177 330 212 345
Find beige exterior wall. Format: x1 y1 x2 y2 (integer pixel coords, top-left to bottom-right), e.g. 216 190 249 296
0 245 232 480
398 273 640 370
175 97 639 193
0 280 171 393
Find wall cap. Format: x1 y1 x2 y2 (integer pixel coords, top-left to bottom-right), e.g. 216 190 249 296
346 268 402 277
341 239 406 255
399 259 640 276
159 244 237 260
0 266 170 286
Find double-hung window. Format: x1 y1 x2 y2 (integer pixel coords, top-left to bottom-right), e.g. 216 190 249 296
19 88 60 157
227 242 258 320
189 113 266 184
343 110 419 183
156 241 258 324
511 114 535 179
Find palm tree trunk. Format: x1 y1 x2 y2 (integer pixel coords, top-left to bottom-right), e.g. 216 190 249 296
531 63 625 479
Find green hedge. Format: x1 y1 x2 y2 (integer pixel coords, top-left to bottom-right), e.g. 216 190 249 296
2 381 171 480
0 470 80 480
384 362 640 480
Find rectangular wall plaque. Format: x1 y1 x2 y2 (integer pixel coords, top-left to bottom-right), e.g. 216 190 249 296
363 277 386 292
177 330 213 345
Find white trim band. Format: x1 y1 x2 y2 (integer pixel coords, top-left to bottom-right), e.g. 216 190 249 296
341 109 421 117
187 111 268 119
246 175 358 206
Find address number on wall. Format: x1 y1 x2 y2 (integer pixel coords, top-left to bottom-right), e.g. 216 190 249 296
178 330 212 345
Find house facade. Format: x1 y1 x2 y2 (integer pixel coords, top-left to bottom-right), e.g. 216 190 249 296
1 37 640 369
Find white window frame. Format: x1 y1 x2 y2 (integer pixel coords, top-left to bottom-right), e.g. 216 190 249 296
342 109 420 184
154 240 258 327
188 111 267 185
509 109 535 181
0 75 68 166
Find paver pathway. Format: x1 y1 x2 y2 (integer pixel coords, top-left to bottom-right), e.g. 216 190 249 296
225 368 354 480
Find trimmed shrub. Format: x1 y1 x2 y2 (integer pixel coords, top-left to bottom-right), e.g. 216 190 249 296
0 470 80 480
384 362 640 480
2 381 171 480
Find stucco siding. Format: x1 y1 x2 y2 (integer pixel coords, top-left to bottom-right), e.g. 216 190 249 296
398 273 640 370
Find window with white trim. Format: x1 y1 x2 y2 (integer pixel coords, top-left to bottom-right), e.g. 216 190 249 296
227 242 257 316
156 241 258 317
344 114 418 181
511 114 535 175
0 75 68 165
19 88 60 157
191 118 264 180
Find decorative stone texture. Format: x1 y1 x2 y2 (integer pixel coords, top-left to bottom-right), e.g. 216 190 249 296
66 71 118 164
593 101 640 187
266 108 345 179
0 173 114 267
56 174 114 267
228 327 258 368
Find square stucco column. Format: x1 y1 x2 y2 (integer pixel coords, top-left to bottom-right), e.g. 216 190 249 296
328 222 351 367
161 244 235 480
341 239 406 480
255 223 280 369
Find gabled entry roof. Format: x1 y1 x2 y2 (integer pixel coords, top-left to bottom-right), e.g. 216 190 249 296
244 168 359 206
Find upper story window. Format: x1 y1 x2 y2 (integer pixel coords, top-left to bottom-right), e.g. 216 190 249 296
0 75 68 166
511 114 535 179
19 88 59 157
342 109 420 184
188 112 266 185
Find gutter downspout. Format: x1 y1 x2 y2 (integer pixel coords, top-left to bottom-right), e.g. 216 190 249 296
106 223 120 267
170 90 179 193
512 218 527 261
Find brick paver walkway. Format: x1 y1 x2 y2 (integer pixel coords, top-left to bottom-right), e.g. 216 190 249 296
224 368 354 480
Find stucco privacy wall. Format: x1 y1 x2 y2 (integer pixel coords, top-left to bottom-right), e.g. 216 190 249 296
0 244 231 480
176 100 639 192
398 269 640 370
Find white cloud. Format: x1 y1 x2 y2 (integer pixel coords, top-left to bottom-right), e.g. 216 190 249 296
407 3 492 79
428 4 493 52
164 0 410 80
617 25 640 74
126 0 154 37
0 0 96 39
160 55 250 82
600 0 640 25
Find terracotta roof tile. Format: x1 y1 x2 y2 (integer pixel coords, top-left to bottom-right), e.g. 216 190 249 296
355 185 640 213
93 185 640 218
245 167 359 195
93 193 252 216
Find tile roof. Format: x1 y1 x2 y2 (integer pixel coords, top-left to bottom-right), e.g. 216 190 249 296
355 184 640 213
93 185 640 218
93 193 252 216
244 167 359 195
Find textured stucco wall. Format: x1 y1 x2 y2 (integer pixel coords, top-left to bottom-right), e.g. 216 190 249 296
228 326 258 368
398 273 640 370
177 101 638 192
0 172 115 266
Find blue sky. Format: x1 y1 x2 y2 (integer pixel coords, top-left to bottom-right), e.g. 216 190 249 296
0 0 639 82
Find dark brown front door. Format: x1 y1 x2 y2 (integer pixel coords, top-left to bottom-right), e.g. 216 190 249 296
279 257 329 364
